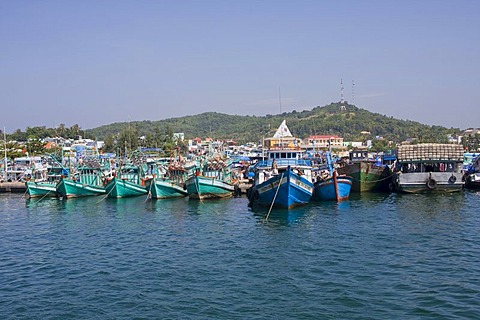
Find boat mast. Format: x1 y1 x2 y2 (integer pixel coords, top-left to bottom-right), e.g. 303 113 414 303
3 127 7 180
278 87 282 114
278 88 283 149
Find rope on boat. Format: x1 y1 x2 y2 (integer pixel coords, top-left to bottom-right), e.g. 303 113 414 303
96 182 116 203
194 177 204 204
266 172 284 221
144 179 154 203
348 172 396 183
35 188 54 202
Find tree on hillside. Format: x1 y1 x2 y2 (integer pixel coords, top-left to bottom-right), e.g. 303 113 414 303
464 133 480 152
117 126 139 156
8 129 28 141
370 139 390 152
6 102 462 146
57 123 66 137
102 134 116 153
4 141 24 160
25 139 46 156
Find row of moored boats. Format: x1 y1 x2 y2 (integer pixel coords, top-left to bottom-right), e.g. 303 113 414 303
18 121 480 210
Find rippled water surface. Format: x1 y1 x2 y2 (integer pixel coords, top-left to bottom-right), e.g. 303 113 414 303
1 191 480 319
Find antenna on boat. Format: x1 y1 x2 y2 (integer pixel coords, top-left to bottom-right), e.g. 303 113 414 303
278 87 282 114
3 127 7 181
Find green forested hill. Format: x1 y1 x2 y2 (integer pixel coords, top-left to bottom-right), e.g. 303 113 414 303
88 102 459 144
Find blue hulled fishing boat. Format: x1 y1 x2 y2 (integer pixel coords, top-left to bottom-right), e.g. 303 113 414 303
312 152 352 202
248 120 313 209
248 159 313 209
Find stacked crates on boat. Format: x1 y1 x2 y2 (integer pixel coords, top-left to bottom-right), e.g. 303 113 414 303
397 144 464 162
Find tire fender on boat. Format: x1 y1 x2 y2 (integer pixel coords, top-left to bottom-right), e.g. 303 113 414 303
426 178 437 189
448 175 457 183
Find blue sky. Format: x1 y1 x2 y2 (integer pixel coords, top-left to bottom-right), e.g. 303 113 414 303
1 0 479 132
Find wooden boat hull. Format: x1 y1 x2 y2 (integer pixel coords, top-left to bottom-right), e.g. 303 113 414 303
105 177 148 198
25 181 58 198
185 175 234 200
249 169 313 209
145 178 188 199
337 162 390 193
394 172 464 193
56 179 106 198
313 175 352 202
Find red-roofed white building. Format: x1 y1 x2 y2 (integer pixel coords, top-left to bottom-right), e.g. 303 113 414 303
307 135 344 149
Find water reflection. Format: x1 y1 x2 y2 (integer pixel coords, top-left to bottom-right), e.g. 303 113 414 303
393 192 466 216
250 204 311 225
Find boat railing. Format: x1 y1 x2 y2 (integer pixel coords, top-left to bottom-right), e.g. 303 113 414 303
256 159 312 168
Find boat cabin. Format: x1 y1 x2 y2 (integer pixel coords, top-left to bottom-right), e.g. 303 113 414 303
349 151 368 162
267 149 304 161
398 161 461 173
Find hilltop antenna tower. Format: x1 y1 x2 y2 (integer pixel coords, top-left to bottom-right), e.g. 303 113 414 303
340 79 346 111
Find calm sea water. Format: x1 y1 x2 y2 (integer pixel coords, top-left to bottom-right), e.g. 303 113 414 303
1 191 479 319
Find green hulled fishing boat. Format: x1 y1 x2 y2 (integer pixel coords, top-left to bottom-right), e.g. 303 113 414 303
25 181 58 198
105 165 147 198
57 178 105 198
144 160 195 199
105 177 148 198
145 177 188 199
25 159 65 198
56 165 107 198
185 174 235 200
185 156 235 200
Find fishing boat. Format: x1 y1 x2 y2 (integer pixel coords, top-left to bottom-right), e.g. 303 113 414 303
144 160 192 199
185 155 235 200
248 120 313 209
312 152 352 202
393 143 464 193
248 157 313 209
104 164 148 198
25 156 65 198
56 166 106 198
464 154 480 189
337 150 391 193
54 144 110 198
25 180 58 198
